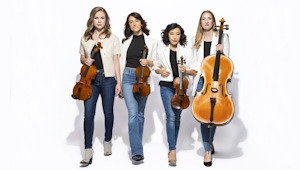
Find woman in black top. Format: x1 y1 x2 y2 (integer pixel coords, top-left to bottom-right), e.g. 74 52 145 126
119 12 158 163
192 10 230 167
154 23 197 166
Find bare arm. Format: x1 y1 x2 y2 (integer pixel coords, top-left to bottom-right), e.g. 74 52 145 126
114 54 122 96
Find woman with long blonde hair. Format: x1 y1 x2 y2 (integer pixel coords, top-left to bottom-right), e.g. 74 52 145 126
78 7 121 167
191 10 230 167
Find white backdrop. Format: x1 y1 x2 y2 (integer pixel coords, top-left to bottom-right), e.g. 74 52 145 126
5 0 296 170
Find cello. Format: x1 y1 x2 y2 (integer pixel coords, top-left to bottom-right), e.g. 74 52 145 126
192 18 234 126
171 56 190 110
72 42 102 100
132 45 150 98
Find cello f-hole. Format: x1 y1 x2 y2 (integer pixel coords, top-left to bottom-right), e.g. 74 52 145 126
202 83 211 95
219 84 227 97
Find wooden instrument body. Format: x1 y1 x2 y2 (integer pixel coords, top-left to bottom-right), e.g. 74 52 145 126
132 45 150 98
133 66 151 97
72 64 97 100
72 42 101 101
192 54 234 126
170 56 190 110
171 76 190 110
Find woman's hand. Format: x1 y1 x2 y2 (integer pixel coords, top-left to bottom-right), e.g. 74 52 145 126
84 58 95 66
216 44 224 53
179 65 186 73
139 59 149 66
160 70 170 77
115 83 122 97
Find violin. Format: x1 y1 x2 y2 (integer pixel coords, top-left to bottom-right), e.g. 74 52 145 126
72 42 102 100
132 45 150 98
171 56 190 110
192 18 234 126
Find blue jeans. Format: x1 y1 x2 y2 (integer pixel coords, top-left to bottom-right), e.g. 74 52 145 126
195 78 216 152
84 69 116 149
160 86 182 151
122 68 148 158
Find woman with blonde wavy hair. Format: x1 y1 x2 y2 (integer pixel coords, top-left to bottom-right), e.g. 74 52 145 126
191 10 230 167
78 7 122 167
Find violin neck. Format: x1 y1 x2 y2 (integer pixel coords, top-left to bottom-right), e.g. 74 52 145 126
139 50 147 79
179 70 183 90
139 66 144 78
212 30 223 82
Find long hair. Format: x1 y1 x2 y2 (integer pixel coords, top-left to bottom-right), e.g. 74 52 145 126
122 12 150 43
84 7 111 41
161 23 187 47
194 10 218 50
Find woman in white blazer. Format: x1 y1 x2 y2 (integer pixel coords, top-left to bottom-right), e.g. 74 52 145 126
120 12 158 163
192 10 230 167
78 7 121 167
154 23 197 166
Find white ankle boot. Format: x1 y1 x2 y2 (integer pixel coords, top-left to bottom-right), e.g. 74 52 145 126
80 148 93 167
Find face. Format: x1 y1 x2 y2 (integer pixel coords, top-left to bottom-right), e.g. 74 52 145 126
128 16 142 34
200 12 214 31
168 27 181 46
93 11 106 30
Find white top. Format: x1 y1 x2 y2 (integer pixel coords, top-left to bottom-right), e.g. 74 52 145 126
154 44 196 82
120 33 158 92
191 32 230 96
79 33 121 77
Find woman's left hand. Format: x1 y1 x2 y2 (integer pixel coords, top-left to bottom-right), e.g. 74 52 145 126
115 83 122 97
179 65 186 73
139 59 148 66
216 44 224 53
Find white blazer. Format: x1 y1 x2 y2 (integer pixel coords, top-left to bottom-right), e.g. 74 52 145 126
120 33 158 92
191 32 230 96
154 44 197 95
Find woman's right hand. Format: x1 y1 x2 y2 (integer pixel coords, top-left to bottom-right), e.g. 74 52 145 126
160 70 170 77
84 58 95 66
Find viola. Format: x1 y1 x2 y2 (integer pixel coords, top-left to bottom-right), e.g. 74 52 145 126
171 56 190 110
132 45 150 98
192 18 234 126
72 42 102 100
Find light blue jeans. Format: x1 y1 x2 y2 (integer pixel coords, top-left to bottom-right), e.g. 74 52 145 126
195 78 216 152
122 68 148 158
160 86 182 151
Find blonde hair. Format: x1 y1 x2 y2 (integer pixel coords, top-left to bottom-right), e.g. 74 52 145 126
194 10 218 50
84 7 111 41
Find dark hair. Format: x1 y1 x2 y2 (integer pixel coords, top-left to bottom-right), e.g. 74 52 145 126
161 23 187 46
122 12 150 43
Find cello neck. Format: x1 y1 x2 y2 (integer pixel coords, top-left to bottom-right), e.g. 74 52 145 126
212 18 228 82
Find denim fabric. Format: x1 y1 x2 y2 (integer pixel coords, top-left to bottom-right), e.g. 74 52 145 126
122 68 148 158
160 86 182 150
195 78 216 152
84 69 116 149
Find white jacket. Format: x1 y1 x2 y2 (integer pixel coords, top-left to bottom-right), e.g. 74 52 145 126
120 33 158 92
191 32 230 96
154 44 197 93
